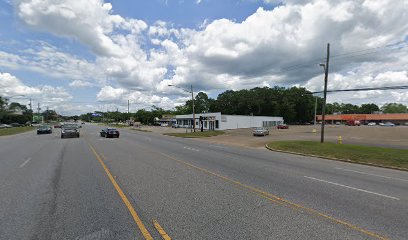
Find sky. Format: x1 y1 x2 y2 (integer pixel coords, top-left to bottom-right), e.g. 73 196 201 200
0 0 407 115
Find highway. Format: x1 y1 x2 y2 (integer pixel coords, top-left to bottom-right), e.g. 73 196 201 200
0 124 407 240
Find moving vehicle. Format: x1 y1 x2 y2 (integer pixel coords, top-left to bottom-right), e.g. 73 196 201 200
37 125 52 134
346 120 360 126
277 124 289 129
100 128 120 138
253 127 269 136
54 123 62 128
61 124 80 138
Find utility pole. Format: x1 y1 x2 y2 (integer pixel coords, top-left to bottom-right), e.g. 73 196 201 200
314 96 317 126
127 99 130 114
191 84 195 132
29 98 32 112
37 102 41 123
320 43 330 143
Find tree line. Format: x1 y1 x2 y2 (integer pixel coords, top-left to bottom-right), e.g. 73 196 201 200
77 86 408 125
0 96 59 124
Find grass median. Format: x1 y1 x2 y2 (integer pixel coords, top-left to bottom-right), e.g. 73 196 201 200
0 126 35 136
163 131 225 138
266 141 408 169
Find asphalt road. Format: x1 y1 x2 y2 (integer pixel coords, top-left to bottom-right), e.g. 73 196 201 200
0 124 407 240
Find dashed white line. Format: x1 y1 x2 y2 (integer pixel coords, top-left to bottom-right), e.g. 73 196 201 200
304 176 400 200
335 167 408 182
19 157 31 168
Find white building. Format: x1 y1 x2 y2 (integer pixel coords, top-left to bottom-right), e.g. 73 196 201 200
175 112 284 131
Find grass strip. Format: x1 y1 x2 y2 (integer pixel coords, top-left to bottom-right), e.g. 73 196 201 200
0 126 35 136
163 131 225 138
266 141 408 169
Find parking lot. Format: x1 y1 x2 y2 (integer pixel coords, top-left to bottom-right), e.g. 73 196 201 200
197 125 408 149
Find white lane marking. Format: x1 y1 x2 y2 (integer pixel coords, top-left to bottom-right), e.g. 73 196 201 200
304 176 400 200
335 167 408 182
183 146 199 152
19 157 31 168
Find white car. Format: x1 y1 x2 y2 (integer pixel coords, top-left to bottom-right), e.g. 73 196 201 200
253 127 269 136
367 122 376 126
382 122 395 127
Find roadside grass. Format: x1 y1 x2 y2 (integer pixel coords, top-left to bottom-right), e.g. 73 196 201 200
163 131 225 138
130 128 152 132
0 126 35 136
266 141 408 169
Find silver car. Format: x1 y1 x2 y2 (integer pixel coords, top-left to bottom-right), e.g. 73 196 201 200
253 127 269 136
61 124 80 138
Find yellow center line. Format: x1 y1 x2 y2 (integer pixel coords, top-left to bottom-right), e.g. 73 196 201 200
152 219 172 240
138 145 389 240
87 143 154 240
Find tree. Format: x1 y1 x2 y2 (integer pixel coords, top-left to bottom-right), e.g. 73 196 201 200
193 92 211 113
359 103 380 114
381 103 408 113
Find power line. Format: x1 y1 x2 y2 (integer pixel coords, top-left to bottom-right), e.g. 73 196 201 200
278 41 407 73
311 85 408 94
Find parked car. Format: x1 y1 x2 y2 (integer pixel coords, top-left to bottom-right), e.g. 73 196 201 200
37 125 52 134
0 124 12 129
253 127 269 136
61 124 80 138
277 124 289 129
382 122 395 127
100 128 120 138
11 123 23 127
367 122 376 126
346 120 360 126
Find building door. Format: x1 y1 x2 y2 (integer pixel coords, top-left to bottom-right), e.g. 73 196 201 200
209 121 214 130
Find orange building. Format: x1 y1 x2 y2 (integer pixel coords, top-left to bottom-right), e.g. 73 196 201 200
316 113 408 125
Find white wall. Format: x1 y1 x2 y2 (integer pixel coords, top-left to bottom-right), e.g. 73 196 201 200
220 115 283 130
175 113 284 130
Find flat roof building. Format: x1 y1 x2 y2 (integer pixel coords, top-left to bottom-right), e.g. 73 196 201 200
316 113 408 124
175 112 284 130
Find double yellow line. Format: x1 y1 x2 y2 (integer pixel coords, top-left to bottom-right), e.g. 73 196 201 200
88 143 172 240
88 133 388 240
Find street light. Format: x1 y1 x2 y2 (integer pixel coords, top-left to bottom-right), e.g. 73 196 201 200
168 84 196 132
319 43 330 143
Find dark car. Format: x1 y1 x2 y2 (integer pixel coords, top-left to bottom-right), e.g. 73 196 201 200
61 124 80 138
277 124 289 129
100 128 120 138
37 125 52 134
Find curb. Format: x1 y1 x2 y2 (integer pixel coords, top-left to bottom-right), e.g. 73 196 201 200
265 144 408 172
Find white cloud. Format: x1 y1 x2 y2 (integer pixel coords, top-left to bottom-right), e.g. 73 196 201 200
17 0 129 56
69 80 94 88
6 0 408 113
0 42 103 84
96 86 188 110
0 72 72 103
